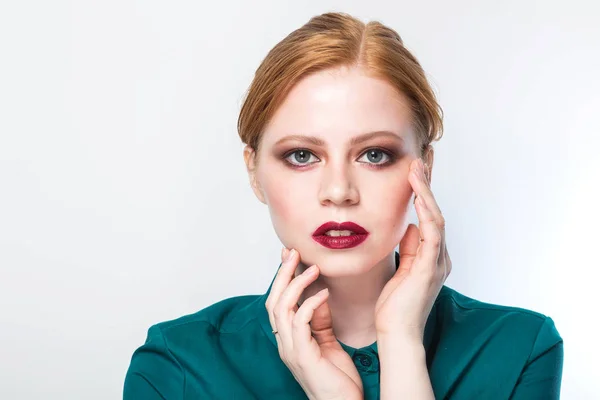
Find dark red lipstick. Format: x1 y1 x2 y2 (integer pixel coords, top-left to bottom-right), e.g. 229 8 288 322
312 221 369 249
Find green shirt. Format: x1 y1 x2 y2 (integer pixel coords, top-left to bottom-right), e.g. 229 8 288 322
124 252 563 399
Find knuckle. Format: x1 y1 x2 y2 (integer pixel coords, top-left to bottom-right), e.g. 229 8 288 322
438 216 446 230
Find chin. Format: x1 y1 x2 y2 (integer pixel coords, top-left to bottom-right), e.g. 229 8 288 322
298 242 387 276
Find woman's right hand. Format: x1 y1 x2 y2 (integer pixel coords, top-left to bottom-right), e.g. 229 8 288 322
265 247 364 400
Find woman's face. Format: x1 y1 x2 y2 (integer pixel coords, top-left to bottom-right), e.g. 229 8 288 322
244 65 429 277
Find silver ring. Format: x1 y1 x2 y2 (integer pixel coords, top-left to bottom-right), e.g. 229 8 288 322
272 329 278 334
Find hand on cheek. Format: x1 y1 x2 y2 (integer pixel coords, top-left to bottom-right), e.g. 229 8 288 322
374 157 452 341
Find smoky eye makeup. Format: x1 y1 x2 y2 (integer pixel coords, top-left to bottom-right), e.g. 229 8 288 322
278 145 402 170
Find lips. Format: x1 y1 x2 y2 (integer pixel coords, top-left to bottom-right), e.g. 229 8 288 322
312 221 368 236
312 221 369 249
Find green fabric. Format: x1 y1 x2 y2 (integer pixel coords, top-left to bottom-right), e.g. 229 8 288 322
124 252 563 399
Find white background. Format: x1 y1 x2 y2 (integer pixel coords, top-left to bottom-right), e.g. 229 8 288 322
1 1 598 398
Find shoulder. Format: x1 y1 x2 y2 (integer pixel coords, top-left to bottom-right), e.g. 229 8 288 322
438 285 555 320
429 286 563 398
435 285 562 356
124 294 263 399
151 293 263 338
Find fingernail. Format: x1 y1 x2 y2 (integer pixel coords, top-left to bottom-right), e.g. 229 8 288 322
286 249 295 261
281 247 287 260
412 160 419 172
304 265 317 274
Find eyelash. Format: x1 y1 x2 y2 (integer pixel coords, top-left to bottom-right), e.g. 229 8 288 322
282 147 398 170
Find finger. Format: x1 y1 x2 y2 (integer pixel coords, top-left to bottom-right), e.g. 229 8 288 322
398 224 420 273
274 264 320 352
410 159 444 228
307 290 337 346
410 158 447 258
292 288 331 356
266 248 298 327
266 248 299 352
414 193 443 273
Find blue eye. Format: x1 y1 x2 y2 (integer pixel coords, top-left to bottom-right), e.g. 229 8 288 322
286 149 318 166
283 148 396 169
358 149 391 165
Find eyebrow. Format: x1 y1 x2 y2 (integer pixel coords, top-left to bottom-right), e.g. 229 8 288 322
274 130 405 147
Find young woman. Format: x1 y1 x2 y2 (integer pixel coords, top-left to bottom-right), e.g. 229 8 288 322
124 12 563 399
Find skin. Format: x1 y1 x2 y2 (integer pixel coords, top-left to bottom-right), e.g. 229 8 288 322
244 65 451 398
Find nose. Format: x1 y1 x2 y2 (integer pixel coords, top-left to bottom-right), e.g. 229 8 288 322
318 158 360 207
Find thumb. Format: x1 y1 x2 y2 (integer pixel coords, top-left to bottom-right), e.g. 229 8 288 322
311 294 363 390
398 223 420 275
310 296 337 346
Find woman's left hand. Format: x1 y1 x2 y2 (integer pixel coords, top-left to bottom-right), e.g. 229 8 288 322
374 157 452 342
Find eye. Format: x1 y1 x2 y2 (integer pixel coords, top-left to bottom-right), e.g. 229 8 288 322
284 149 320 166
357 148 392 166
283 148 397 169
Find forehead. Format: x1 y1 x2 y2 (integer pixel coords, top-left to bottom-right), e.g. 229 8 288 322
263 66 415 146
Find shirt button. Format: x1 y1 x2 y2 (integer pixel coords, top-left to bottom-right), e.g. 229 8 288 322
353 352 374 371
358 355 371 366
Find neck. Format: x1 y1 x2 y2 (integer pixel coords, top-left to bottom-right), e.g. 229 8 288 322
295 251 397 349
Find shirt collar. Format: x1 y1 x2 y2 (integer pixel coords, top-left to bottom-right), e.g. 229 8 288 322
256 251 440 355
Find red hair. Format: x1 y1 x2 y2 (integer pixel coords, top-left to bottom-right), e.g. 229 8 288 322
238 12 443 160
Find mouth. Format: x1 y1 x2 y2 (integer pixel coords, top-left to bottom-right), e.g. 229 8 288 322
312 221 369 249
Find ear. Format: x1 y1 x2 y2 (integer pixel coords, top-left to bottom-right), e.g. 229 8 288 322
423 145 435 184
243 145 266 204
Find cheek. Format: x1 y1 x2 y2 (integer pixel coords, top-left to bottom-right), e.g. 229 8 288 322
369 174 414 233
259 171 307 232
258 162 414 246
266 189 295 222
